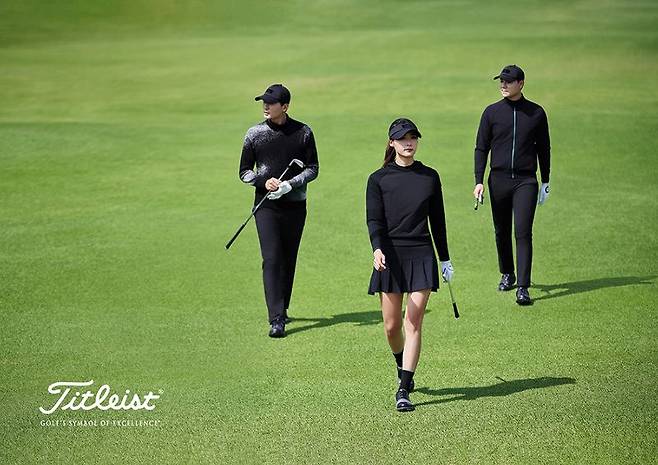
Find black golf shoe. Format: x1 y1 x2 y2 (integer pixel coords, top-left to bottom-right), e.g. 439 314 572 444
268 319 286 338
283 312 292 324
395 389 415 412
498 273 516 291
516 287 532 306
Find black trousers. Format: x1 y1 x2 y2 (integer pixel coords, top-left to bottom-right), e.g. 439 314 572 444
254 201 306 323
488 173 538 287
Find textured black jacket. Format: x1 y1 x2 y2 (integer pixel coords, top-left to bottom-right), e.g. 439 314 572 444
474 96 551 184
366 161 450 261
239 116 319 204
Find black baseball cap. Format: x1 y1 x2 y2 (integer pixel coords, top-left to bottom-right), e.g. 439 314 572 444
388 118 422 140
255 84 291 104
493 65 525 82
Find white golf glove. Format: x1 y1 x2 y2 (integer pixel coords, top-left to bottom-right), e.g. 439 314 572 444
440 260 454 282
538 183 550 205
267 181 292 200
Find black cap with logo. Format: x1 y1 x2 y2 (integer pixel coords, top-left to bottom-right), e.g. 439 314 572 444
255 84 291 104
493 64 525 82
388 118 422 140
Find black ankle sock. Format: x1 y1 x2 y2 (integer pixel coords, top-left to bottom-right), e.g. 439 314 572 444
393 350 403 369
399 370 414 391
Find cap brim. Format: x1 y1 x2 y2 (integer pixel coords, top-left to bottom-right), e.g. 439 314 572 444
390 129 421 140
255 95 278 104
493 74 520 82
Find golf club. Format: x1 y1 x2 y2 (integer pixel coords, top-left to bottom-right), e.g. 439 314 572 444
474 193 484 211
225 158 305 250
445 279 460 318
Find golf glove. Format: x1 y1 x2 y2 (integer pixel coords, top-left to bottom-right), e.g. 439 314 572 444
267 181 292 200
538 183 550 205
440 260 454 282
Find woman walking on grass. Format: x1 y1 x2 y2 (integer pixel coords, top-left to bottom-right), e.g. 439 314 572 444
366 118 454 412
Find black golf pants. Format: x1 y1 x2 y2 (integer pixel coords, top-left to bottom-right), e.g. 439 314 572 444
488 173 538 287
254 202 306 323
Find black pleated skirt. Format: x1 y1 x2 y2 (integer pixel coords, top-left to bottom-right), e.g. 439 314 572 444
368 243 440 295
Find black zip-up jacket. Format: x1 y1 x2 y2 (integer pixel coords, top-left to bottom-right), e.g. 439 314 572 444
239 116 319 204
366 161 450 261
474 95 550 184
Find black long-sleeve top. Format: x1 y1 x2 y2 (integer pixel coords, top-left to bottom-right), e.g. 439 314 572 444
239 116 319 203
366 161 450 261
474 95 551 184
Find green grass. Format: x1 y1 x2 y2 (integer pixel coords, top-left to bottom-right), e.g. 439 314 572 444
1 1 657 464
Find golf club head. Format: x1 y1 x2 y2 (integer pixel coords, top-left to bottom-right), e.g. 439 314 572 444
290 158 305 169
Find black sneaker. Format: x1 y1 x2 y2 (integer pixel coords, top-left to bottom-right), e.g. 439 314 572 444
268 318 286 338
516 286 532 306
397 369 415 392
395 389 414 412
498 273 516 291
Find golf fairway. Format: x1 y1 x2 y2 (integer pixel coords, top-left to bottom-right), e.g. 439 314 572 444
1 1 657 464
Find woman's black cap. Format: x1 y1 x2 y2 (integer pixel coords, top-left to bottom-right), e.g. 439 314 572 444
255 84 291 104
388 118 422 140
493 64 525 82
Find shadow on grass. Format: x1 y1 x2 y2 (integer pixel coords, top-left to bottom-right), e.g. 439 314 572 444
414 376 576 407
532 276 655 302
285 310 383 336
286 307 435 335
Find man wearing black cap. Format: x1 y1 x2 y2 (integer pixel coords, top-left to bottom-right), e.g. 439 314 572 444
472 65 551 305
239 84 319 337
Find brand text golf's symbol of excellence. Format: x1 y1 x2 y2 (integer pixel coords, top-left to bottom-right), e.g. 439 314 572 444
39 380 160 415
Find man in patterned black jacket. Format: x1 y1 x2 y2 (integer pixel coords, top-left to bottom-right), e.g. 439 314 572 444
239 84 319 337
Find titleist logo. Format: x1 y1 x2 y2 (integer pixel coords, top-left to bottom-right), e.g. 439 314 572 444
39 380 161 415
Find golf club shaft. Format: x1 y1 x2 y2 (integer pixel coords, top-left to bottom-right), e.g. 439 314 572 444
225 220 249 250
447 280 460 318
225 165 294 250
225 194 269 249
474 193 483 211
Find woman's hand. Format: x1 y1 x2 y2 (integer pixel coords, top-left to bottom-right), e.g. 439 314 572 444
440 260 454 282
265 178 281 191
373 249 386 271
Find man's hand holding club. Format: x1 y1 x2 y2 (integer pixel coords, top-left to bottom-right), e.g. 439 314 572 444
267 178 292 200
226 158 304 250
473 183 484 211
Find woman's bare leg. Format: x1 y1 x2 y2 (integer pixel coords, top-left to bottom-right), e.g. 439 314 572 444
380 292 404 353
402 289 431 372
